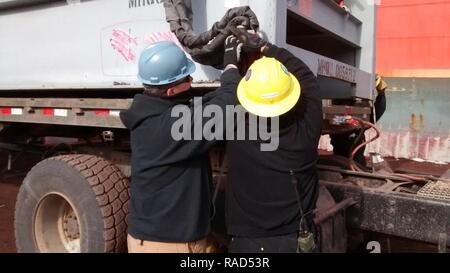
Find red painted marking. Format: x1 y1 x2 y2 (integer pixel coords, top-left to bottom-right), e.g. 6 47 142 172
143 31 181 47
43 108 54 116
1 108 11 115
110 29 139 62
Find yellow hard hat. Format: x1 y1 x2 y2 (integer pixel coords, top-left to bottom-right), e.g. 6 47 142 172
237 57 301 117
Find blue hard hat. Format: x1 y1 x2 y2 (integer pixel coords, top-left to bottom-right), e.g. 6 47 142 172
137 41 196 86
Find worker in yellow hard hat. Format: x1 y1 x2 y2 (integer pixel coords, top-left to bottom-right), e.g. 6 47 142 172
224 29 323 253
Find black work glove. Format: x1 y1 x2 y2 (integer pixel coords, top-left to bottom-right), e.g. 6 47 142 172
223 35 242 68
231 28 268 54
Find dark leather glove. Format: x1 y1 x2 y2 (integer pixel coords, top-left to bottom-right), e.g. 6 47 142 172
223 35 242 68
231 28 268 54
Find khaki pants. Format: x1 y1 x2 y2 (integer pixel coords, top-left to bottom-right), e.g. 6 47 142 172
127 234 211 253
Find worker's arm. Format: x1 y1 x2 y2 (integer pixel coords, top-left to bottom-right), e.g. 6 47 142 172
373 75 387 122
374 93 386 122
263 44 323 141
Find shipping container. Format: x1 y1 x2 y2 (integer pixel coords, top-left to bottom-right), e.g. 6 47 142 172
375 0 450 163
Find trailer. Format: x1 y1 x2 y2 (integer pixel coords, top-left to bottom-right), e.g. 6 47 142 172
0 0 448 253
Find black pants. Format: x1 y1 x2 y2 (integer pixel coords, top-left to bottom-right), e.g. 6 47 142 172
228 233 298 253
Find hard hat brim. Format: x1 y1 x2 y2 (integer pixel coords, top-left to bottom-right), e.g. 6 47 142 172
237 74 301 118
138 58 196 86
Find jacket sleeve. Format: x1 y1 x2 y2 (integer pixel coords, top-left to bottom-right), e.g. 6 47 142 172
156 68 241 164
374 93 386 122
265 44 323 142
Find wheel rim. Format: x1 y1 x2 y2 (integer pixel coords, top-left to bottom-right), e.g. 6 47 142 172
34 193 82 253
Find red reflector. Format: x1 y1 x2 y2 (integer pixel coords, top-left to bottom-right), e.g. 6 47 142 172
1 108 11 115
43 108 54 116
347 119 360 127
95 109 109 116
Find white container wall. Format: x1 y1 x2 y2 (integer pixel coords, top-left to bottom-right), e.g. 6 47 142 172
0 0 375 97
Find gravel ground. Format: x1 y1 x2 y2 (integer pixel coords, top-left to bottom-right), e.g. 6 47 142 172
0 174 22 253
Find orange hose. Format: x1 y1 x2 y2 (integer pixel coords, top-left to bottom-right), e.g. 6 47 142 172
347 118 433 184
349 119 380 172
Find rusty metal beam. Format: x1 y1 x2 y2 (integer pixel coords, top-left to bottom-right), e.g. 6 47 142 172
0 98 131 128
322 180 450 247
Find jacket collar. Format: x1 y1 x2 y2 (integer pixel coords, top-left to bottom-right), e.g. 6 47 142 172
120 94 175 130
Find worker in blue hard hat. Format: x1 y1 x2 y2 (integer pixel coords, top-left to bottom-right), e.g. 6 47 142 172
120 39 242 253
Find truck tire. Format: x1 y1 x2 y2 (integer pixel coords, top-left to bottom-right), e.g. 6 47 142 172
14 154 130 253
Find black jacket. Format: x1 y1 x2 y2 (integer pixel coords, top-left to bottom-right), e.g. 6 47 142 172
226 45 323 237
120 69 240 242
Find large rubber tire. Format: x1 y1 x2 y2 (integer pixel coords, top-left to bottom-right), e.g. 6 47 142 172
14 154 130 253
